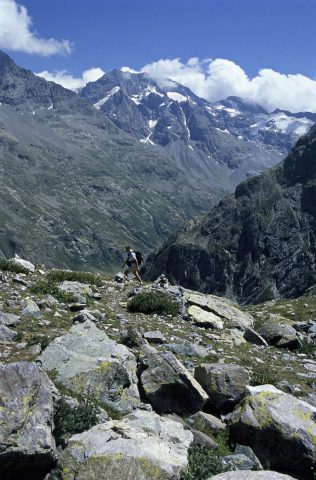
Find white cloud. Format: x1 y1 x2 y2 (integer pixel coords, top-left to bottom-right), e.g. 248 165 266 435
36 68 105 91
142 57 316 113
0 0 71 56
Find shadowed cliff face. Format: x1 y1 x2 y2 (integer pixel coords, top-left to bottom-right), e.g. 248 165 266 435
143 125 316 304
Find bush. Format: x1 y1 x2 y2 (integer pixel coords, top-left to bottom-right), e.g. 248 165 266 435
47 269 102 286
127 291 179 316
180 444 226 480
250 363 281 386
298 338 316 358
26 335 52 350
53 397 98 447
29 279 78 303
0 259 28 274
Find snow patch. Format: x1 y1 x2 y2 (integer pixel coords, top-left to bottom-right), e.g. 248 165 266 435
47 104 53 110
94 86 120 109
148 119 158 129
167 91 187 102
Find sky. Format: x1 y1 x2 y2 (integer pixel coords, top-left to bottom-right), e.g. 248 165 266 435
0 0 316 112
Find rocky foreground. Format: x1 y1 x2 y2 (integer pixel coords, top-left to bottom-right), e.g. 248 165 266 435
0 257 315 480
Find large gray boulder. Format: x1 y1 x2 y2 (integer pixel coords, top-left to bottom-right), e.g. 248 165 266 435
38 320 141 414
8 255 35 273
0 324 17 341
21 298 41 319
208 472 297 480
228 386 316 475
139 351 208 415
258 321 299 349
54 409 193 480
184 292 254 330
0 311 20 326
0 362 57 479
194 363 249 412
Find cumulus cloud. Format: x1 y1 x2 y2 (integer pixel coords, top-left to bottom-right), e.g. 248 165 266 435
142 57 316 113
36 67 105 91
0 0 71 55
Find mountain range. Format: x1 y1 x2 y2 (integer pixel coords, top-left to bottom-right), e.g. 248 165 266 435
143 124 316 304
0 50 314 272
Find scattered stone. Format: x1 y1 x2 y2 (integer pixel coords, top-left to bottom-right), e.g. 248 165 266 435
220 453 257 471
21 298 41 319
139 351 208 415
143 330 166 344
0 362 57 479
38 320 141 414
37 294 59 309
194 363 249 412
0 324 17 341
72 309 98 324
90 292 102 300
229 387 316 475
228 328 247 346
12 275 28 286
114 272 125 283
191 428 218 450
68 302 86 311
234 444 263 470
54 409 193 480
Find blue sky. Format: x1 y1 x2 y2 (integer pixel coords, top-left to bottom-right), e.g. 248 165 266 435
0 0 316 111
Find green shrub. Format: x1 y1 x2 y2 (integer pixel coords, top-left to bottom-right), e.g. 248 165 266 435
47 269 102 286
181 444 226 480
26 335 52 350
29 279 78 303
127 291 179 316
298 339 316 358
0 259 28 274
120 327 143 348
53 397 98 447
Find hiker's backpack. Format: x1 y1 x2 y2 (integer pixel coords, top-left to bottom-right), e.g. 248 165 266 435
135 251 143 265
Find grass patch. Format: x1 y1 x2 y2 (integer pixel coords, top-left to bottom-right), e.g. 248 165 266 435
47 269 103 286
127 291 179 316
26 334 52 351
250 363 282 386
29 279 78 303
180 444 226 480
298 339 316 358
0 259 29 274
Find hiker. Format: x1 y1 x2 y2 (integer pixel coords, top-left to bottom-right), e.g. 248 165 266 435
122 245 143 286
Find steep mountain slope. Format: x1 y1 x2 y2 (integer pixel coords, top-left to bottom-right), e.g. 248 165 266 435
143 124 316 304
80 70 314 188
0 51 219 270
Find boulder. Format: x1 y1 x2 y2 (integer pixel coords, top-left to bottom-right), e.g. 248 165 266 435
191 428 218 450
220 453 257 471
243 328 268 346
194 363 249 412
58 281 92 301
143 330 166 344
184 292 254 330
38 320 141 414
163 342 208 357
208 472 297 480
0 324 17 341
139 351 208 415
258 322 299 349
188 305 224 329
72 309 99 323
54 409 193 480
228 388 316 474
0 311 20 326
8 255 35 273
0 362 57 479
21 298 41 319
234 444 263 470
186 411 226 434
37 294 59 309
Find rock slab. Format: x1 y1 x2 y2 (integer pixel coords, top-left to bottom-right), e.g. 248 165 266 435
0 361 57 480
54 409 193 480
